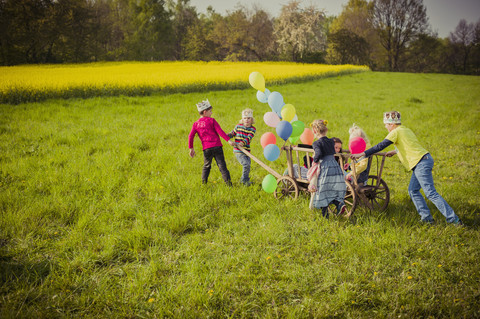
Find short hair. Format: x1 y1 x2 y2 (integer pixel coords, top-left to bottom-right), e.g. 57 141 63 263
199 106 212 115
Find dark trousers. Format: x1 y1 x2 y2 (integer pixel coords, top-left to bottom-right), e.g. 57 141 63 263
202 146 231 184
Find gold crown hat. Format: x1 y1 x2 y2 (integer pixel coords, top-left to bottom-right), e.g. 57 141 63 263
383 111 401 124
242 109 253 118
196 99 211 112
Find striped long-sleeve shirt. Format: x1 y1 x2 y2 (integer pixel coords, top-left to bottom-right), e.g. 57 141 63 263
228 124 256 153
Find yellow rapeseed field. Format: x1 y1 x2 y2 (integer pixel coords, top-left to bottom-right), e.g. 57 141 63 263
0 61 369 103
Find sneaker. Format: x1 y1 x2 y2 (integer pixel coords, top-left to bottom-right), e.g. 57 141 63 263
452 219 464 227
421 219 436 226
337 205 346 216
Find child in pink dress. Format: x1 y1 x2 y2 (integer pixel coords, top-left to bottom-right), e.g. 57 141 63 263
188 99 235 185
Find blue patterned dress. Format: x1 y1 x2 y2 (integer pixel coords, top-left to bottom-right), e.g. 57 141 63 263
311 137 346 209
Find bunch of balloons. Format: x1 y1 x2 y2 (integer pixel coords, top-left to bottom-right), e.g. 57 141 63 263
249 71 315 193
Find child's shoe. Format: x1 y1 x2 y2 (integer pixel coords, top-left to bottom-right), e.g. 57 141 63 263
452 219 464 227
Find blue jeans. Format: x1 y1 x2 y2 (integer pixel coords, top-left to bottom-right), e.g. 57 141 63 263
408 153 459 223
235 152 251 184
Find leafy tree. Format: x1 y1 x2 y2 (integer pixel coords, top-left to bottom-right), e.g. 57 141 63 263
0 0 55 64
372 0 428 71
126 0 174 60
168 0 198 60
182 7 217 60
246 6 276 61
327 29 370 65
207 5 275 61
274 0 326 62
403 33 446 73
326 0 382 68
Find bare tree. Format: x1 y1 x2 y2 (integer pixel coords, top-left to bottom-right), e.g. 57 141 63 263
372 0 428 71
449 19 476 73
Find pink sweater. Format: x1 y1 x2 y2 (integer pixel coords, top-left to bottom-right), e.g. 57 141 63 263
188 117 230 150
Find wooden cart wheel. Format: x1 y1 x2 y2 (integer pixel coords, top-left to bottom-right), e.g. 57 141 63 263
326 180 357 218
274 176 299 200
363 175 390 212
343 180 357 218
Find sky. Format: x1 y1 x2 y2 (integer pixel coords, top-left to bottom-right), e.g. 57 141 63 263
188 0 480 38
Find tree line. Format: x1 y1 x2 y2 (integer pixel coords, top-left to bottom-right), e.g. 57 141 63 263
1 0 479 74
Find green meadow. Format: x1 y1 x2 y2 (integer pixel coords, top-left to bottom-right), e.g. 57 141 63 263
1 72 479 318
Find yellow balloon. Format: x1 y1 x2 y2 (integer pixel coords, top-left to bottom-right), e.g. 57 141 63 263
249 72 265 92
281 104 296 122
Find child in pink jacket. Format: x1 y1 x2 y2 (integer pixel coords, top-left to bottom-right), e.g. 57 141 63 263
188 99 234 185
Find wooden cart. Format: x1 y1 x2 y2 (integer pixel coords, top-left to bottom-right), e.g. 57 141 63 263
237 144 390 218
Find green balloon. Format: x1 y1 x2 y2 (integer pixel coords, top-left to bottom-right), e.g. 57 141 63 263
262 174 277 193
291 120 305 137
289 136 300 144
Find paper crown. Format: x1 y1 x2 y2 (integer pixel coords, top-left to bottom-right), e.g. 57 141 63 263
383 111 401 124
242 109 253 118
196 99 211 112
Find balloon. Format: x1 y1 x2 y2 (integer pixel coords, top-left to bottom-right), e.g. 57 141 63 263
268 92 285 115
264 144 281 161
291 114 298 122
291 120 305 137
276 121 293 141
262 174 277 193
263 112 281 128
260 132 277 148
256 88 271 103
300 128 314 145
249 72 265 92
281 104 296 122
349 137 367 154
289 136 300 144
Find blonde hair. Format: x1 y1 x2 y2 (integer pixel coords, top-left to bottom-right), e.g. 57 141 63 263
349 123 370 144
311 119 328 135
239 108 255 124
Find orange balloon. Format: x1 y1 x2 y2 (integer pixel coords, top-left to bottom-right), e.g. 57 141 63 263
300 128 314 145
260 132 277 148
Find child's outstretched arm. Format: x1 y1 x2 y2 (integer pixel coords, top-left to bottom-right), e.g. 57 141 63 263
212 119 231 142
351 139 393 159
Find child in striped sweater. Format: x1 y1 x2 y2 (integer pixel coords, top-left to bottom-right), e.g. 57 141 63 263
228 109 256 186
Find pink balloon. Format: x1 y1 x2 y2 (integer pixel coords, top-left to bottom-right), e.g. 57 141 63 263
300 128 314 145
349 137 366 154
260 132 277 148
263 112 280 128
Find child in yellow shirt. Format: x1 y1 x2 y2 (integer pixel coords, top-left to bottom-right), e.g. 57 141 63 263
351 111 462 225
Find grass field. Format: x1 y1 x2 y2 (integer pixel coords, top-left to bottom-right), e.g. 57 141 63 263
1 71 480 318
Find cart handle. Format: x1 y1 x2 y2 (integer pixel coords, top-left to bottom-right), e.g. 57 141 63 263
235 144 282 179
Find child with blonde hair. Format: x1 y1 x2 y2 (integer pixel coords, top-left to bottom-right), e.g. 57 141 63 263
228 108 256 185
188 99 235 185
351 111 462 225
308 119 346 217
346 124 372 185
